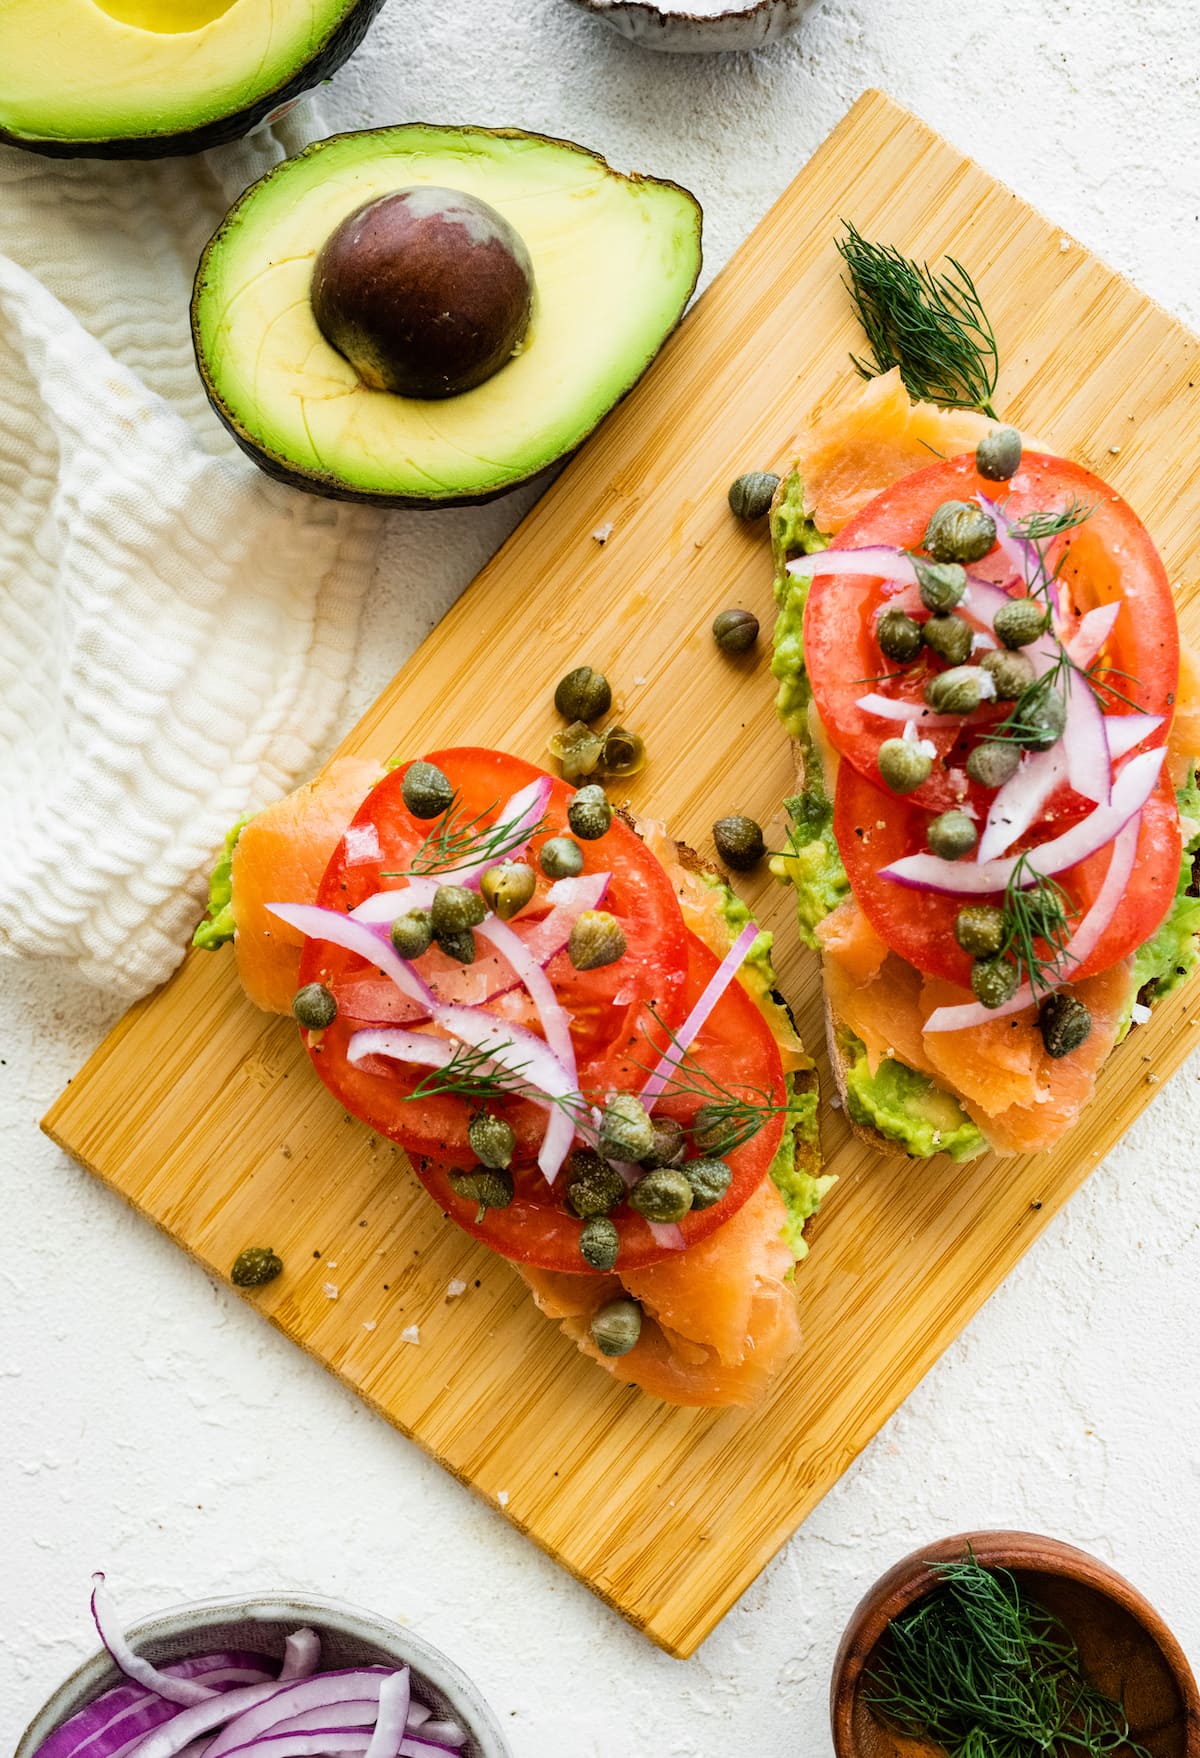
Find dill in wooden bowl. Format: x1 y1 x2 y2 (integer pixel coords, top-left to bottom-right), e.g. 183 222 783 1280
830 1533 1200 1758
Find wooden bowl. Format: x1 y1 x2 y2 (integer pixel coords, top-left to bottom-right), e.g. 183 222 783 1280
831 1532 1200 1758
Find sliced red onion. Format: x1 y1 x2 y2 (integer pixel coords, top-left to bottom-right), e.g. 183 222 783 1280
278 1632 320 1684
788 544 917 584
959 572 1018 628
364 1672 410 1758
978 492 1059 616
646 1221 687 1252
399 1740 466 1758
343 823 382 867
90 1578 216 1709
413 1722 466 1749
201 1672 392 1758
119 1684 292 1758
208 1735 372 1757
437 776 553 889
347 1028 459 1074
250 1704 379 1737
266 904 435 1010
33 1662 277 1758
1063 662 1112 805
639 921 759 1107
433 1003 580 1181
883 747 1164 896
1065 600 1121 668
854 692 981 730
351 879 440 922
1103 713 1163 760
924 815 1141 1032
977 744 1067 863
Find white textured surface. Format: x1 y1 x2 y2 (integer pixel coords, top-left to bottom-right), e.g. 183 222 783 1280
5 0 1200 1751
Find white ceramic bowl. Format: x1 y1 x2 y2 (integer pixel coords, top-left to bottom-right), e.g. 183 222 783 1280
16 1592 513 1758
567 0 816 52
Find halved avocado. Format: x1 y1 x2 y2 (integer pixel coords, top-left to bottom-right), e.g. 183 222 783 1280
0 0 385 159
190 124 704 508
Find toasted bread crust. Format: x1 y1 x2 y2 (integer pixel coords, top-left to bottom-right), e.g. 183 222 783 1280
823 993 911 1159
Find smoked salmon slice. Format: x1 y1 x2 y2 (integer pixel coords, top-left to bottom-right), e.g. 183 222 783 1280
231 755 383 1014
520 1180 801 1407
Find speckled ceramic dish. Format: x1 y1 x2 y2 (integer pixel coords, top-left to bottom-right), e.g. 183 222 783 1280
16 1592 513 1758
567 0 815 52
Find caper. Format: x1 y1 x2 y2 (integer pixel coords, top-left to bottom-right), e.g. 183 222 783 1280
480 862 536 921
922 613 975 665
728 470 780 522
975 426 1023 482
567 784 613 841
877 737 932 795
690 1103 730 1154
712 608 760 654
599 1092 656 1163
435 927 476 965
682 1157 733 1211
927 809 978 861
540 836 585 879
292 982 337 1030
629 1166 694 1224
1014 682 1067 751
548 720 605 783
564 1148 626 1219
712 814 766 870
923 500 997 564
431 884 486 935
468 1111 516 1171
599 725 645 778
389 908 434 960
955 903 1008 957
590 1297 643 1357
231 1246 283 1289
925 665 985 715
568 910 627 971
1024 882 1069 940
971 956 1020 1009
401 760 454 820
966 739 1021 788
981 647 1036 700
447 1164 513 1222
993 597 1049 649
1038 991 1093 1059
640 1116 686 1170
914 558 967 613
554 665 612 723
877 606 923 663
580 1214 620 1270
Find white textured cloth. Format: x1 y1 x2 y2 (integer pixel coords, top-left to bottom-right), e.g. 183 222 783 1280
0 115 382 998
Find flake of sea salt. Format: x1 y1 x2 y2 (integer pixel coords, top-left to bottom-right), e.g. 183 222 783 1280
446 1279 468 1300
401 1324 421 1345
323 1282 339 1300
592 521 614 544
497 1490 510 1507
362 1319 377 1332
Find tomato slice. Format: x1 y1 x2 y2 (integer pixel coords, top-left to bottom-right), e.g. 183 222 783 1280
835 759 1181 988
803 453 1179 816
410 930 786 1271
297 747 690 1165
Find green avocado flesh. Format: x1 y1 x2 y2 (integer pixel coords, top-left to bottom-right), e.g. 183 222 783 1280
700 873 834 1260
192 125 703 506
839 1030 986 1163
192 813 253 951
0 0 373 154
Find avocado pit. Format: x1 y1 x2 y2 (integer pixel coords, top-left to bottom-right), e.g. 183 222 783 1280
311 186 535 400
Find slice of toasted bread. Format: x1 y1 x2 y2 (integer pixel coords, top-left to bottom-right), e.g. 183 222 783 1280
823 992 913 1159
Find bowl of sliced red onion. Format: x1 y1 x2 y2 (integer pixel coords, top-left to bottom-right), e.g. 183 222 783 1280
17 1576 512 1758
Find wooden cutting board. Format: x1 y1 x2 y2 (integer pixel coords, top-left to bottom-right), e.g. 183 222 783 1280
43 89 1200 1659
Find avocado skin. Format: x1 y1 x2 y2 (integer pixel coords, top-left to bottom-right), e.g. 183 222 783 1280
190 125 704 509
0 0 387 160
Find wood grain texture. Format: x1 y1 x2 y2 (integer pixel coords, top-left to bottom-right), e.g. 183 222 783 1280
43 90 1200 1659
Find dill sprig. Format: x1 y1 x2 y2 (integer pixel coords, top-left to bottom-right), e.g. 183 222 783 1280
383 796 547 879
636 1006 807 1155
1002 855 1077 995
407 1040 590 1128
1009 499 1094 545
864 1552 1154 1758
837 223 1000 417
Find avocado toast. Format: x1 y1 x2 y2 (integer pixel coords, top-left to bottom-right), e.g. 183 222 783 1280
770 369 1200 1161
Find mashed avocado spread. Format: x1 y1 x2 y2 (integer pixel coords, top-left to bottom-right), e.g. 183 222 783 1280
699 872 834 1259
768 472 851 947
838 1030 985 1162
192 814 254 951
